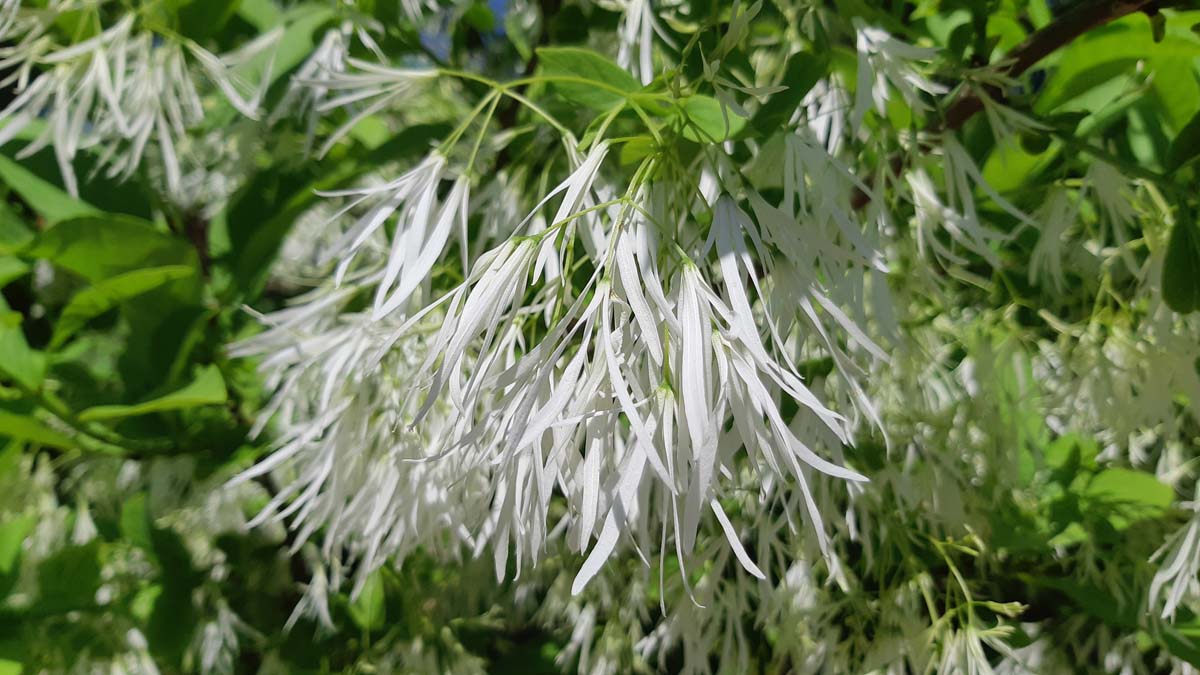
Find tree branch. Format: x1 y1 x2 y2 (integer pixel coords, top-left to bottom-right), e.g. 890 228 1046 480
851 0 1158 210
940 0 1157 132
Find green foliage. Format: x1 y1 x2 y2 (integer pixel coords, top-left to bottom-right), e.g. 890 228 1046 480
0 0 1199 673
537 47 643 111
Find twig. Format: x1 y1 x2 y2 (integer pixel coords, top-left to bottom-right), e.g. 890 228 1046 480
940 0 1157 132
851 0 1159 210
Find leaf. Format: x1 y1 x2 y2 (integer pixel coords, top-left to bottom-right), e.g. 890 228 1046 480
1167 110 1200 170
0 514 32 599
750 51 828 135
78 364 227 422
1084 467 1174 528
0 411 75 449
50 265 195 349
35 541 102 613
0 515 33 577
462 2 495 32
119 493 154 552
236 0 282 30
1162 615 1200 667
1163 215 1200 313
1036 19 1200 115
678 95 747 142
0 258 27 288
0 155 99 223
0 203 33 255
537 47 640 111
176 0 242 41
348 568 386 631
0 296 43 391
31 215 196 281
31 215 203 394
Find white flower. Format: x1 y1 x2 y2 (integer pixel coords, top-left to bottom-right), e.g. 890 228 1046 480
1029 188 1079 291
852 20 947 132
1149 485 1200 620
1085 160 1141 275
609 0 676 86
907 137 1034 269
0 12 280 197
299 56 437 156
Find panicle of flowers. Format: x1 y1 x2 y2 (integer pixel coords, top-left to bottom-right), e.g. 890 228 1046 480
905 136 1035 269
297 55 438 157
1149 484 1200 621
240 104 886 609
1029 187 1080 292
607 0 677 86
0 3 281 198
270 13 390 151
1085 159 1142 275
851 19 947 132
960 63 1049 145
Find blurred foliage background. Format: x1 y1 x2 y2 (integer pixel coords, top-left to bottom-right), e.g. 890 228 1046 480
1 0 1200 673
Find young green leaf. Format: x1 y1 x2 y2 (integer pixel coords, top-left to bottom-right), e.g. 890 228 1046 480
0 258 28 288
1167 110 1200 170
0 297 44 391
31 215 198 282
348 569 386 631
1163 213 1200 313
0 203 33 255
0 155 98 224
0 411 76 449
78 364 227 422
537 47 640 111
0 515 34 577
678 95 746 142
49 265 195 349
750 51 828 135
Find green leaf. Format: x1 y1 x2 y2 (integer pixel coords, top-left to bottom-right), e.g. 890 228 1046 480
236 0 282 30
0 203 33 255
618 136 656 165
0 411 75 449
0 514 32 598
1167 110 1200 170
78 364 227 422
120 493 154 552
348 568 386 631
50 265 195 349
537 47 640 111
678 95 747 142
462 2 495 32
1163 214 1200 313
31 215 196 281
176 0 242 41
0 515 33 577
1084 467 1174 527
35 541 102 613
1036 19 1200 115
0 155 99 224
749 51 828 135
1162 615 1200 667
0 297 43 391
0 258 27 288
31 214 203 394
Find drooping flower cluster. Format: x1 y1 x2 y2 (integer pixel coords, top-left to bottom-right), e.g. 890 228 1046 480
0 0 279 199
225 6 1200 671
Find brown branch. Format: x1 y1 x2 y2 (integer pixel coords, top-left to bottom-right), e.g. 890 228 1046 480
941 0 1156 132
851 0 1158 210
